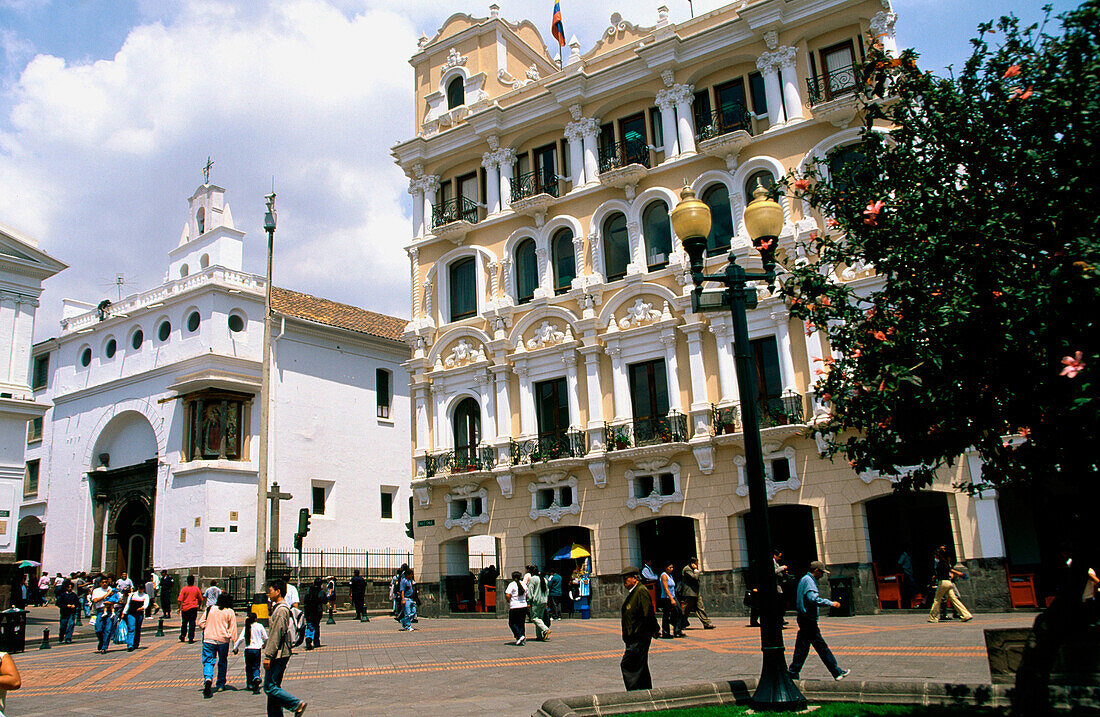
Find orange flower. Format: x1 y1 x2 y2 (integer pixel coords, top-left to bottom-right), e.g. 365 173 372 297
793 178 811 192
1008 85 1033 102
992 291 1003 298
873 330 887 341
863 200 886 226
827 218 841 228
1002 64 1021 79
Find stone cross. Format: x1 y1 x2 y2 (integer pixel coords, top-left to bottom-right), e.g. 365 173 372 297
203 156 214 184
267 482 293 552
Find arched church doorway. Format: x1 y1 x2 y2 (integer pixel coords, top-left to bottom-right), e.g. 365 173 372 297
16 516 45 563
865 491 953 592
113 500 153 578
631 516 698 573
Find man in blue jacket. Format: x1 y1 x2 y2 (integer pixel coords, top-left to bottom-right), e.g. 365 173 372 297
788 561 850 681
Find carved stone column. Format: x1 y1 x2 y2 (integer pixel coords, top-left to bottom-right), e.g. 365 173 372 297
756 52 786 127
710 321 739 403
90 491 108 573
607 345 630 421
870 10 899 55
660 333 684 413
482 151 501 215
682 322 710 435
563 354 581 428
772 310 799 394
777 47 804 121
581 119 601 185
672 84 697 154
514 365 536 436
497 148 516 211
654 90 680 157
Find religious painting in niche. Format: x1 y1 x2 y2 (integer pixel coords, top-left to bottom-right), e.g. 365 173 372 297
183 390 250 461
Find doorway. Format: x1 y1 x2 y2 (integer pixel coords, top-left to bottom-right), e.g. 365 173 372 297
113 500 153 579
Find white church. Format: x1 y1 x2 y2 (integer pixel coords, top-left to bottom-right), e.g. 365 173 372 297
18 180 412 580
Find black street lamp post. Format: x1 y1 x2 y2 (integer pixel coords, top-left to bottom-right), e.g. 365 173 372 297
671 183 807 711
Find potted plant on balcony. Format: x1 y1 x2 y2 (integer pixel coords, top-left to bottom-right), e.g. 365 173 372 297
610 427 631 450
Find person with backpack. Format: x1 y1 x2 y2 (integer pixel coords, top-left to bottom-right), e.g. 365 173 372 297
198 593 238 698
263 578 307 716
390 564 408 622
234 609 268 694
398 568 417 632
526 567 551 641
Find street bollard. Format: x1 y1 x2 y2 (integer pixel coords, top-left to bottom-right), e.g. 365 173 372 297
326 606 336 625
40 628 51 649
155 617 165 637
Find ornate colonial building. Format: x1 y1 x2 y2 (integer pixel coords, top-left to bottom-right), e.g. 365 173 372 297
395 0 1032 615
20 179 411 581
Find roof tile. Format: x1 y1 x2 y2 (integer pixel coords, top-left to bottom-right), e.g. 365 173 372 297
271 286 406 342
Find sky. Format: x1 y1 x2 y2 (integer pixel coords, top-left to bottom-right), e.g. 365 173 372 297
0 0 1080 341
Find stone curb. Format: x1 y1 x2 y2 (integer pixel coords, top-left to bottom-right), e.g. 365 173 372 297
534 678 1015 716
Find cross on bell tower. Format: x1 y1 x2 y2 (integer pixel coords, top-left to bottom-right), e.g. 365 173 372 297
202 156 214 185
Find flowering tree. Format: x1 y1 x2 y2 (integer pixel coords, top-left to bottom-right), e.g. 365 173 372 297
782 5 1098 711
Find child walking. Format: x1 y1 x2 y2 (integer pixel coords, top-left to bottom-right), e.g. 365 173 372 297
234 610 268 694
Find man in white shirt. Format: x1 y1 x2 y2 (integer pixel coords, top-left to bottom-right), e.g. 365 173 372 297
115 572 134 595
284 580 300 609
204 580 222 607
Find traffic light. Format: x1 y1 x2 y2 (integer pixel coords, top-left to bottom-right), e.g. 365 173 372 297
293 533 302 551
298 507 311 537
405 496 414 538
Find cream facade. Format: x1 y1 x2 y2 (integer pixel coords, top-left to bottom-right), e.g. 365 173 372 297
394 0 1019 616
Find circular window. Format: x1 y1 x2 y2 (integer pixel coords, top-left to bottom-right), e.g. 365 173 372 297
228 314 245 333
158 320 171 341
80 348 92 367
187 311 201 332
105 339 117 359
131 329 144 350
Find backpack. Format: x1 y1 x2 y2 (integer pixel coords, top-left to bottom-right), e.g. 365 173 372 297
275 602 306 648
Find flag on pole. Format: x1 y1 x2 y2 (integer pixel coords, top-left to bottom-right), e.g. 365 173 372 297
551 1 566 51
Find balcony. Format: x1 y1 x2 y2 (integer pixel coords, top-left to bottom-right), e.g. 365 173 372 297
711 392 805 435
806 65 860 107
510 170 559 202
510 429 586 466
695 103 754 142
605 411 689 452
431 195 479 243
598 139 651 173
425 445 495 478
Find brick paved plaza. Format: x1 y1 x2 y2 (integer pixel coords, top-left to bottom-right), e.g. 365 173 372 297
8 608 1034 716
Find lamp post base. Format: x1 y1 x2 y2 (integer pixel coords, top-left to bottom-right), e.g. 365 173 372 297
752 646 807 712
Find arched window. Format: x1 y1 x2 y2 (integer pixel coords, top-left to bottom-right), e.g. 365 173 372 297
199 253 210 269
446 76 465 110
196 207 205 235
827 143 866 194
180 264 189 278
514 238 538 304
702 184 735 256
602 212 630 281
642 200 672 270
551 228 576 295
449 256 477 322
453 397 481 466
744 169 776 202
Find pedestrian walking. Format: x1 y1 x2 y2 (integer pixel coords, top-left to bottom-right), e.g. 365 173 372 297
234 609 268 694
114 571 133 597
90 576 117 654
787 561 850 681
658 561 683 638
303 578 324 649
204 579 222 608
36 572 51 606
505 571 527 645
620 566 658 691
349 570 367 621
283 576 301 610
124 584 149 651
398 568 417 632
198 593 238 698
263 578 308 716
680 557 716 630
526 567 551 641
10 575 28 610
74 573 90 618
159 571 174 618
178 575 203 643
389 566 406 622
144 573 157 617
928 547 972 623
0 649 22 714
56 580 79 644
546 569 563 620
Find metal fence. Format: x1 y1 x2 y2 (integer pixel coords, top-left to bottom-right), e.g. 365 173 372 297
264 550 497 583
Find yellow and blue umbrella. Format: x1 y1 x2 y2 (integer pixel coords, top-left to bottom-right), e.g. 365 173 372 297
552 543 591 561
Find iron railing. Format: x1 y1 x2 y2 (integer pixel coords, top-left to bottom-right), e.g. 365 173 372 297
510 429 586 465
711 403 743 435
265 549 413 582
695 103 754 142
425 445 496 478
605 411 688 452
806 65 859 106
598 139 651 173
510 170 559 202
432 195 479 228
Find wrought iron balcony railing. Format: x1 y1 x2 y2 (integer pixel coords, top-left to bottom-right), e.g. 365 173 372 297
510 429 586 465
510 170 560 202
605 411 688 452
425 445 495 478
431 195 480 229
711 403 743 435
806 65 859 107
695 103 755 142
598 139 651 173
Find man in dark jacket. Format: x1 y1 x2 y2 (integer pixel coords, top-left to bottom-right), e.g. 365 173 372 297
303 578 325 649
349 570 367 621
159 571 174 618
680 556 715 630
620 566 658 690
